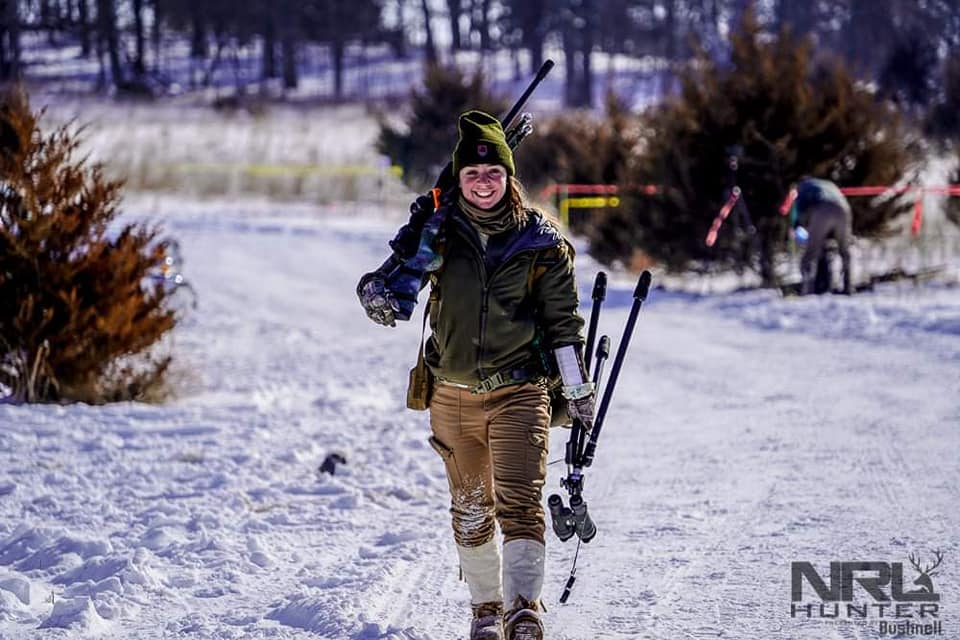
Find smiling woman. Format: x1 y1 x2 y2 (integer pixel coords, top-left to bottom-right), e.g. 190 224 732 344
357 109 591 640
459 164 507 210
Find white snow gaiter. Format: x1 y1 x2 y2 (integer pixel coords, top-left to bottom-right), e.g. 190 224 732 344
457 539 503 604
502 539 545 606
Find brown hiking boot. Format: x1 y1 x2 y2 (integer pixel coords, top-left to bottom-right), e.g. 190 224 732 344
471 601 504 640
503 597 543 640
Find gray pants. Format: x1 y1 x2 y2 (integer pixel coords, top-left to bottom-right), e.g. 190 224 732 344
801 202 852 295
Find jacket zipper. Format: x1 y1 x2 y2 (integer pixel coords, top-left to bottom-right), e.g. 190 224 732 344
453 215 553 382
476 247 543 382
478 280 489 380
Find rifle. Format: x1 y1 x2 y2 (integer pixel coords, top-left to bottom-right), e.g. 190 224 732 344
363 60 555 322
388 60 555 263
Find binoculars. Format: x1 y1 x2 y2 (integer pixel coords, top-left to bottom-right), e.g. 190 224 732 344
548 493 596 543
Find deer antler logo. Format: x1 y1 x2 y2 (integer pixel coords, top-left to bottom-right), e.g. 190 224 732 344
907 550 943 595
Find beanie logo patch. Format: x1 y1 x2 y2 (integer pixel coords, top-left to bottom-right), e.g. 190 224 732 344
477 144 488 157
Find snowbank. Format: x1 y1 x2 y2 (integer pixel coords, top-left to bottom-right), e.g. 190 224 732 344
0 199 956 639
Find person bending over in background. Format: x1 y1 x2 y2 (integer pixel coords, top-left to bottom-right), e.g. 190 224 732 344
790 177 854 295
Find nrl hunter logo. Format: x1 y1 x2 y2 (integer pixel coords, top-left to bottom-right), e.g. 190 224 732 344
906 551 943 596
791 550 945 636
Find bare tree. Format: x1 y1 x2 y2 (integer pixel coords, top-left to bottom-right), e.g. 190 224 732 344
447 0 462 52
97 0 124 88
262 16 276 80
190 1 208 59
77 0 91 55
502 0 548 73
476 0 491 51
420 0 437 63
151 0 162 71
279 14 297 89
0 0 21 81
561 0 593 107
664 0 679 60
132 0 146 76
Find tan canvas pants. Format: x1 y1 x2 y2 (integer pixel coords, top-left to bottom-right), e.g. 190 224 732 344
428 381 551 547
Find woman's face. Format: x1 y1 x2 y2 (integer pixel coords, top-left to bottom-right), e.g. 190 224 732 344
458 163 508 210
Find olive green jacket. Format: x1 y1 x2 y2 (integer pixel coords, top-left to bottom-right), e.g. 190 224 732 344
423 208 584 386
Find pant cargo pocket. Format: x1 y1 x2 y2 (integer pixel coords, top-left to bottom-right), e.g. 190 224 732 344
428 435 463 485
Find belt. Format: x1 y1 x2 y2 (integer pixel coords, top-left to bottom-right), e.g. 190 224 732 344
436 379 473 390
471 366 540 394
436 366 541 394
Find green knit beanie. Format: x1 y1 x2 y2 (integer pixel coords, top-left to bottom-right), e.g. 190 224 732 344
452 110 515 176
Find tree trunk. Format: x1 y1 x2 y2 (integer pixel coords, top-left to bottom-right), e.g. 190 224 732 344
281 34 297 89
420 0 437 63
262 19 277 79
529 35 543 75
663 0 676 61
562 25 576 107
0 0 21 81
394 0 407 58
446 0 461 52
479 0 491 51
562 1 592 108
580 0 593 108
520 2 545 74
40 0 55 44
95 22 107 89
78 0 90 56
759 221 778 288
151 0 161 72
132 0 145 76
97 0 123 88
332 39 345 100
190 3 207 59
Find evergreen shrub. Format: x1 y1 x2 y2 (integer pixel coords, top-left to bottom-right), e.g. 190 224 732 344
0 89 177 403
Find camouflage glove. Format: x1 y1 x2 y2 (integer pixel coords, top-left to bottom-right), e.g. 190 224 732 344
563 382 596 428
554 344 595 428
357 273 400 327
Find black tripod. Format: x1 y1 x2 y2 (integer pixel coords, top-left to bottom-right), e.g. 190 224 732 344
705 146 762 276
549 269 652 602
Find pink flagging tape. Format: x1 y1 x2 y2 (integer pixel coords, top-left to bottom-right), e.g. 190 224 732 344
705 188 742 248
776 184 960 237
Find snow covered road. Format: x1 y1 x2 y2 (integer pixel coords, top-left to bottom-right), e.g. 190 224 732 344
0 198 958 639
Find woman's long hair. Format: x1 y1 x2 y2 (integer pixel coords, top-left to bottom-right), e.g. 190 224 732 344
507 176 563 230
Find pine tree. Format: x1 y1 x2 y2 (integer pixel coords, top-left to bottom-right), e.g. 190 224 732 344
590 10 920 284
377 65 507 193
517 94 639 190
0 88 177 403
514 94 641 230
